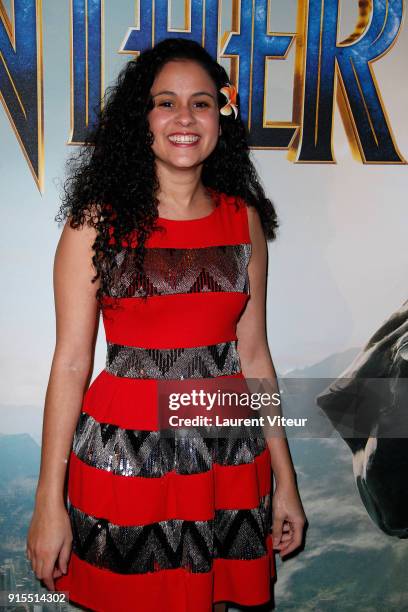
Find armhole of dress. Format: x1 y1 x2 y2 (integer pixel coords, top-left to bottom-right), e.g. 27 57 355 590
237 196 251 245
235 197 252 297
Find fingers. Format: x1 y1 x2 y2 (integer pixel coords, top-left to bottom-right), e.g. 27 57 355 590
25 510 73 591
274 520 304 558
57 539 73 575
27 549 57 591
32 557 56 590
53 567 64 579
272 516 284 548
38 558 56 591
278 524 292 543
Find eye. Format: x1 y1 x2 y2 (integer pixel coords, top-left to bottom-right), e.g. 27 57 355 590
158 100 173 108
194 101 210 108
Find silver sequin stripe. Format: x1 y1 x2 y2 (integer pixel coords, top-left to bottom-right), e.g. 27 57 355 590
105 340 242 379
73 412 268 477
67 492 272 574
104 243 252 298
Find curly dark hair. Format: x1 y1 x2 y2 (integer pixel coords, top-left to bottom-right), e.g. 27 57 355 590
55 37 279 308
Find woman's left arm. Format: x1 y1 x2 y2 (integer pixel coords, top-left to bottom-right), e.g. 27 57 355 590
236 205 307 558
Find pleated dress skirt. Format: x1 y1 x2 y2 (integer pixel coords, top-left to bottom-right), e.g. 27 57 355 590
55 189 276 611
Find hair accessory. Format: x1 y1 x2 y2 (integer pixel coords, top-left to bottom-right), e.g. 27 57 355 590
219 83 238 119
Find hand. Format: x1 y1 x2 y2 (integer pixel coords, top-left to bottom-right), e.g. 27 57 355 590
26 499 73 591
271 482 307 559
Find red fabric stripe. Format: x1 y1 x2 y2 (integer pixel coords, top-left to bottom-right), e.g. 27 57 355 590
216 445 272 509
82 369 246 430
83 370 160 430
68 447 272 524
55 543 274 612
102 292 249 348
108 192 250 250
214 534 276 603
144 198 250 248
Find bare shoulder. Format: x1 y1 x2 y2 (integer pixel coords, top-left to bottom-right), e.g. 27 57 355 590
54 216 100 297
56 213 98 257
57 214 98 244
52 216 102 361
246 204 266 250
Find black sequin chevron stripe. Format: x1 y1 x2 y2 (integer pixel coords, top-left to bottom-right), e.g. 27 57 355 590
67 493 272 574
73 412 268 477
104 244 252 298
105 340 242 379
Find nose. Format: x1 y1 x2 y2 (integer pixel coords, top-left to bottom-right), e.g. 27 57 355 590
175 104 195 125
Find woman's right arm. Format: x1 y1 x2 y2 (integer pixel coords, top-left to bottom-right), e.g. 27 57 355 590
27 216 101 590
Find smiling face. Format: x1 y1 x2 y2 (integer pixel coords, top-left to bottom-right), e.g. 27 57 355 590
147 59 220 170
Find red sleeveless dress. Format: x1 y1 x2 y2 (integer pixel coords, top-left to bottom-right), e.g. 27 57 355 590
55 189 276 611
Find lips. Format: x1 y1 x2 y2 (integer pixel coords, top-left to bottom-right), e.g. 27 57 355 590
168 133 201 145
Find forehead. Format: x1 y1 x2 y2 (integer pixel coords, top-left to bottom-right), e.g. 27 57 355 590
151 60 216 92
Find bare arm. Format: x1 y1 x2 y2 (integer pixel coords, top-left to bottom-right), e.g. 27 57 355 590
236 205 296 488
236 205 307 558
35 217 100 508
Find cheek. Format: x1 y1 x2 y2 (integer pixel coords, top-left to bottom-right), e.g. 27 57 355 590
148 112 166 137
202 112 220 136
208 110 220 134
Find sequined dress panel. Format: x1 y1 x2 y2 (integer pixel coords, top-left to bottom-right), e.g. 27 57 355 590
55 191 276 612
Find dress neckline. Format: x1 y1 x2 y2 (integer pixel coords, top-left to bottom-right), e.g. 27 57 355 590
157 188 221 223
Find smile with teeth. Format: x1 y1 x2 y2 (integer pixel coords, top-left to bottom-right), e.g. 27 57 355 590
168 134 200 144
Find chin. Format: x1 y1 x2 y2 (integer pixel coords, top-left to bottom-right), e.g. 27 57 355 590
171 161 203 169
160 154 206 168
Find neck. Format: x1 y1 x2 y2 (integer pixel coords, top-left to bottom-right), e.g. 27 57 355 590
154 160 208 209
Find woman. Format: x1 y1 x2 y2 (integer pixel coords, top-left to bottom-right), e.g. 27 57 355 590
27 38 306 611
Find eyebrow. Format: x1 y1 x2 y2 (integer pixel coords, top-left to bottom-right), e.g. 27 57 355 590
152 90 215 99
